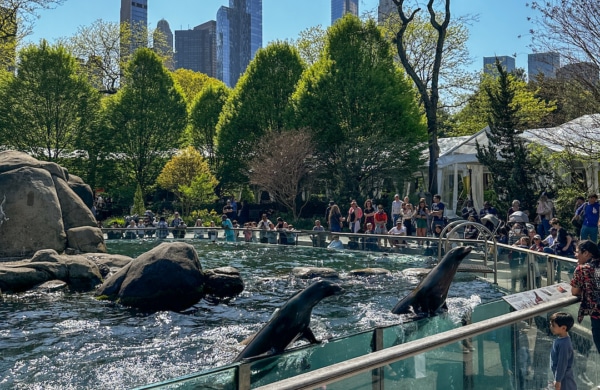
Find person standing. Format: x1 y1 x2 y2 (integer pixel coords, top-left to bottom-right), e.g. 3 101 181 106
374 204 388 248
548 312 577 390
571 196 585 238
363 199 376 232
325 201 335 229
550 218 574 257
221 214 235 242
571 239 600 354
391 194 403 225
575 193 600 243
257 214 272 243
347 200 363 234
413 198 430 246
401 196 414 237
536 193 554 238
430 194 445 230
328 204 343 233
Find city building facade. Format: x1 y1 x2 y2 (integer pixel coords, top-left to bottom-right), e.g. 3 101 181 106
217 0 262 87
528 52 560 80
483 55 515 75
175 21 217 77
120 0 148 54
155 19 174 70
377 0 396 23
331 0 359 24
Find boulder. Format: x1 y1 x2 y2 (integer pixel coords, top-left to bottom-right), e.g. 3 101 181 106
292 267 339 279
0 151 104 257
66 227 107 253
53 176 97 229
348 268 391 277
95 242 205 312
203 267 244 298
0 253 103 293
0 167 66 257
67 174 94 208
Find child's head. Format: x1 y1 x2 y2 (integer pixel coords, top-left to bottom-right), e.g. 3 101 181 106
549 312 574 333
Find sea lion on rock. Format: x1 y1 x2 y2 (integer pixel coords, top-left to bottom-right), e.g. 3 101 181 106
392 246 472 317
233 280 343 362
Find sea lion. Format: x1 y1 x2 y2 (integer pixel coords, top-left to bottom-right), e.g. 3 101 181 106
232 279 343 362
391 246 472 317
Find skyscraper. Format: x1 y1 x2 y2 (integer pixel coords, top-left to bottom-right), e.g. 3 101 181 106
175 21 217 77
528 52 560 80
120 0 148 54
331 0 359 25
155 19 174 70
377 0 396 23
483 56 516 75
217 0 262 87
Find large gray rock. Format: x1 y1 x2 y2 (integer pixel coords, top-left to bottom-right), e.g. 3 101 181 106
67 174 94 208
0 150 104 257
95 242 205 312
0 250 103 292
66 227 107 253
292 267 339 279
0 167 66 257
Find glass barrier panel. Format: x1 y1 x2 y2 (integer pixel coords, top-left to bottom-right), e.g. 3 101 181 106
249 330 375 388
136 367 236 389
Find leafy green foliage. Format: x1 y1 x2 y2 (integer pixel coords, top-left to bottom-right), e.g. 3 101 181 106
106 48 187 194
215 41 305 190
0 40 100 161
132 184 145 215
292 15 426 200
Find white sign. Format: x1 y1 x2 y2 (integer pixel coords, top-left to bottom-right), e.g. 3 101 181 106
502 283 572 310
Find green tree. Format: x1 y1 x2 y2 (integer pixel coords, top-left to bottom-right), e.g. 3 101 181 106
156 146 218 216
189 81 230 171
292 15 426 200
170 68 220 105
476 63 545 212
215 41 305 190
292 25 326 66
452 71 556 136
107 48 187 194
0 40 99 161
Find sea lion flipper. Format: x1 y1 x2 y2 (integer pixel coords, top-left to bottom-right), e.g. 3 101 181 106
301 327 320 344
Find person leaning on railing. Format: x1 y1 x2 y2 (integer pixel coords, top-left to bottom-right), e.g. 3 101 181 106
571 239 600 354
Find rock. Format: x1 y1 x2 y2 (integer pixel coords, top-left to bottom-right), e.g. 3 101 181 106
67 174 94 208
53 176 97 230
0 151 104 257
81 253 133 269
0 254 102 293
95 242 205 312
66 227 107 253
402 268 432 278
0 167 66 257
348 268 391 277
292 267 339 279
32 280 68 292
203 267 244 298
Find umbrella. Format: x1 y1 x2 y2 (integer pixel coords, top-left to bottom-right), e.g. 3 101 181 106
508 211 529 224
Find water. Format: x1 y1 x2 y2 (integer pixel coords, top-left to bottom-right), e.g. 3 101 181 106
0 241 504 389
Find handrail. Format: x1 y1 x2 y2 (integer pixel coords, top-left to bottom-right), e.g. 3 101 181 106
255 294 579 390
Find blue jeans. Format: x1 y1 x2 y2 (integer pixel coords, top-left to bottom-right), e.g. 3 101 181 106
580 225 599 243
537 217 551 237
392 214 401 225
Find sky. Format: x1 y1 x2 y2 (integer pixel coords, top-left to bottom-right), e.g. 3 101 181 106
27 0 535 73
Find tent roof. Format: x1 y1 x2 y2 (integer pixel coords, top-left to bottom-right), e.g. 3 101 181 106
436 127 490 167
523 113 600 154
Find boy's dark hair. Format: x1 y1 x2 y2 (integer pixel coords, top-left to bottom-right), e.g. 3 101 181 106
550 312 574 331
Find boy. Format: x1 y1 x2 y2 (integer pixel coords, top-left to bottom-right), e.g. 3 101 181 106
549 312 576 390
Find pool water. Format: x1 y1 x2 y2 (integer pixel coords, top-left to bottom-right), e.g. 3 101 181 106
0 241 504 389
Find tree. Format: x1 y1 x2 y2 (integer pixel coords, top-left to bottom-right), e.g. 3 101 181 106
248 130 315 220
62 19 171 93
476 63 545 213
292 25 326 66
215 41 305 191
452 70 556 136
0 0 63 41
189 81 230 171
156 146 218 216
392 0 456 195
292 15 426 200
171 68 220 105
107 48 187 195
0 40 99 161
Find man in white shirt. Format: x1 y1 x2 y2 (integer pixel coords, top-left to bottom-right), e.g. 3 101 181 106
388 220 407 247
391 194 403 225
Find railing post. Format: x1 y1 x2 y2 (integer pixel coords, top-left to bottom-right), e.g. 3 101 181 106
238 363 251 390
372 328 384 390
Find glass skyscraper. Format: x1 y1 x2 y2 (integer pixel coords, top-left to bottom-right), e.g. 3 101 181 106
217 0 262 87
528 52 560 79
120 0 148 54
175 21 217 77
483 56 516 75
331 0 358 25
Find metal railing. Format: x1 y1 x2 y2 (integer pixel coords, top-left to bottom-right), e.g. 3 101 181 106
254 294 579 390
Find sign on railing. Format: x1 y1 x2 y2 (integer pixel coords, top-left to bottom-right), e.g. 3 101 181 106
502 282 572 310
